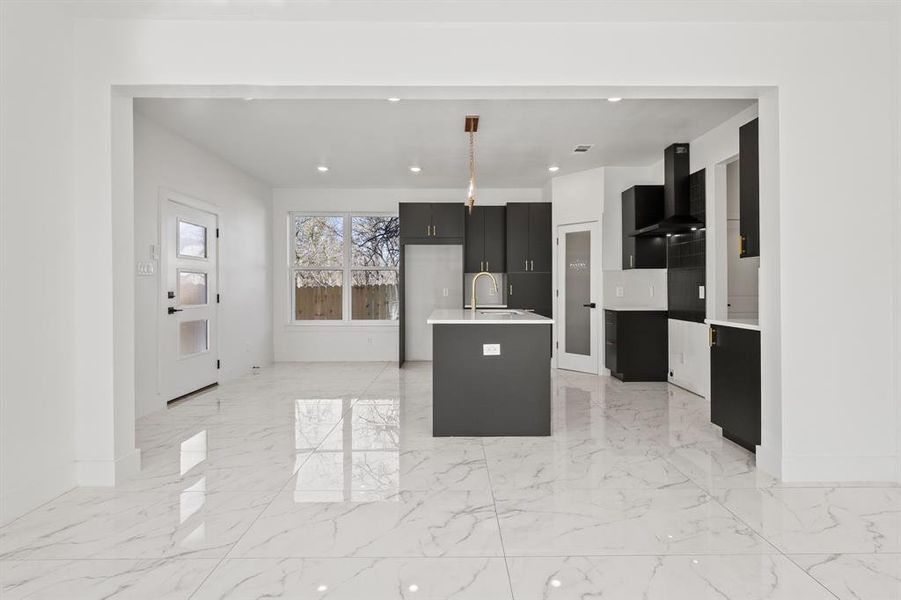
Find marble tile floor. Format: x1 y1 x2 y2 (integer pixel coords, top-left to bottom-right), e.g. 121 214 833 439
2 362 900 598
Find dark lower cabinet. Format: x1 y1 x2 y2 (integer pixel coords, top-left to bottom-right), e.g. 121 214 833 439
710 324 761 452
507 272 551 318
604 309 668 381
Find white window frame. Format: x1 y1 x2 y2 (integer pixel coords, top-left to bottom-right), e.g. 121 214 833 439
289 211 399 326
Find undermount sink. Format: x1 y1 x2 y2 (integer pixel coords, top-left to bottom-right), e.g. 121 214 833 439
478 309 523 315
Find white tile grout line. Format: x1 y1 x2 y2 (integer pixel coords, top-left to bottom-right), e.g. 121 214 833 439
185 361 392 599
481 439 516 600
657 452 843 600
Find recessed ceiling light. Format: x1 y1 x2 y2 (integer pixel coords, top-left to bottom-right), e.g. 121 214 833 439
607 97 622 102
550 579 562 588
547 166 560 172
409 166 422 173
316 584 328 592
408 584 419 592
317 166 329 172
387 97 401 102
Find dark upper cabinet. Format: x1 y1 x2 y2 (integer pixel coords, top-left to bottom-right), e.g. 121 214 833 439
710 324 761 452
483 206 506 272
528 203 552 272
507 272 551 317
622 186 667 269
506 202 552 273
399 203 464 242
739 118 760 258
464 206 505 272
604 309 668 381
432 203 464 239
399 203 432 239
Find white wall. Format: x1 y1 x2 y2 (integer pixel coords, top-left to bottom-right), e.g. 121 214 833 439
134 113 273 418
272 188 540 362
1 4 898 522
0 2 77 524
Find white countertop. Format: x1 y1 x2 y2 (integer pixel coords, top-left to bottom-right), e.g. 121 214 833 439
427 308 554 325
705 318 761 332
603 306 668 312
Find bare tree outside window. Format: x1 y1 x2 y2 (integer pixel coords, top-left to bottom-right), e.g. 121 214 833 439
351 216 399 320
292 214 399 321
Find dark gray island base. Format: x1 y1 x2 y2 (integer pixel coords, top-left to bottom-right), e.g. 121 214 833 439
429 310 552 436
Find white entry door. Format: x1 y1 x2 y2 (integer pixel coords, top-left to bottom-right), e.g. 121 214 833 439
557 222 599 373
160 196 219 401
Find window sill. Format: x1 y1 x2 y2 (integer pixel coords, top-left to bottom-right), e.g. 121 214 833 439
283 321 399 331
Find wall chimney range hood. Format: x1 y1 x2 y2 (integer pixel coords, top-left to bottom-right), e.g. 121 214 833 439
631 143 704 237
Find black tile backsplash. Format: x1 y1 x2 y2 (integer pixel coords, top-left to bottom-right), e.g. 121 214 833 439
667 169 706 323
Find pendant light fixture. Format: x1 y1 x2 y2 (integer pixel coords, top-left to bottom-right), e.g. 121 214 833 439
464 115 479 214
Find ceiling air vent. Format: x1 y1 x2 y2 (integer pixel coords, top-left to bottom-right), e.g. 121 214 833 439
572 144 594 154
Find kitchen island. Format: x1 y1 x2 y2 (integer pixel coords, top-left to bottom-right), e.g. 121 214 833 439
427 308 553 436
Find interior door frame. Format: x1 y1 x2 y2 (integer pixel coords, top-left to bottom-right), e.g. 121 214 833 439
556 220 600 374
157 188 221 400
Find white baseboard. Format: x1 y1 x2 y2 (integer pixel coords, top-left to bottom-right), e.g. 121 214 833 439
755 444 782 479
75 448 142 486
0 462 75 526
781 453 899 483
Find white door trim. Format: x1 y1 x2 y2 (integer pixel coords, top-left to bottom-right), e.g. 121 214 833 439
556 221 600 374
157 188 221 400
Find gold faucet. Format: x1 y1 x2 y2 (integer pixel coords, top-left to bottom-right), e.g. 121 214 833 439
470 271 499 313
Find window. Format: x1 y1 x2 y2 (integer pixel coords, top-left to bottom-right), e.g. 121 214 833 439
291 213 399 322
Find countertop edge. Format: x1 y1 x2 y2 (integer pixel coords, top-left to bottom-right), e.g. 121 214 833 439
705 318 761 332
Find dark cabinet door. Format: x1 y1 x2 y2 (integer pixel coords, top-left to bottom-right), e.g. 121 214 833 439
507 272 551 315
739 118 760 258
431 203 464 239
622 188 637 269
710 324 761 451
483 206 506 273
399 203 433 240
505 203 530 272
528 203 552 272
604 310 618 374
464 207 486 272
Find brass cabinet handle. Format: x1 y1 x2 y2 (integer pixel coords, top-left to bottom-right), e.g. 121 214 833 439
530 260 534 271
433 225 437 236
630 254 634 268
523 260 528 271
739 234 745 255
709 326 717 347
509 284 513 295
486 261 489 271
427 225 430 236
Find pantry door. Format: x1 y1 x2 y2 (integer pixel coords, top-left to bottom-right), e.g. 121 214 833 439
557 222 599 374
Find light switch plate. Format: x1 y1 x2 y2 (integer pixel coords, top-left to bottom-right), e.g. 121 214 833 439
136 261 155 276
483 343 501 356
698 285 706 299
616 286 624 298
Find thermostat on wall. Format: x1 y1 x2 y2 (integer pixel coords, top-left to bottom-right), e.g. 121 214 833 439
483 343 501 356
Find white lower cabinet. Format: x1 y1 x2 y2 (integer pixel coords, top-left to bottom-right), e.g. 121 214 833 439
667 319 710 398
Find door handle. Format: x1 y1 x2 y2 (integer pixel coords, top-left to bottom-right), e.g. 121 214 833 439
583 302 597 308
167 307 183 314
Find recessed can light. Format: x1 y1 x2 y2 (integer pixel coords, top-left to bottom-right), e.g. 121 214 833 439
408 584 419 592
607 97 622 102
547 166 560 172
387 97 401 102
317 166 329 172
317 584 328 592
409 166 422 173
550 579 562 588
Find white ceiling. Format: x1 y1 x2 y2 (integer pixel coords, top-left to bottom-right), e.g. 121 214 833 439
135 97 754 188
